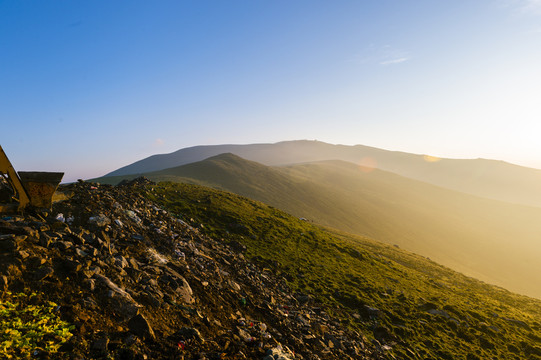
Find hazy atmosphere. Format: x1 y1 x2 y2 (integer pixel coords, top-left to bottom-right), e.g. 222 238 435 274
2 0 541 182
3 2 541 359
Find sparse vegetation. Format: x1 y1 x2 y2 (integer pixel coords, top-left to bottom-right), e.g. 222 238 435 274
97 153 541 299
146 181 541 360
0 292 74 359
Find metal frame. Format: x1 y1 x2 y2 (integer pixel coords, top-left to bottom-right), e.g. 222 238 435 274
0 145 30 212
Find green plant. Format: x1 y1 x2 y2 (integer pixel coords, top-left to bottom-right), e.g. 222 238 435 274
141 182 541 360
0 292 74 359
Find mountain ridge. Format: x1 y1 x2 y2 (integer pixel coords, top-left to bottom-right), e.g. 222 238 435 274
97 153 541 299
103 140 541 208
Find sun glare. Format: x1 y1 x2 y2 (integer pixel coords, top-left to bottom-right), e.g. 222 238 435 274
359 156 377 172
423 155 441 163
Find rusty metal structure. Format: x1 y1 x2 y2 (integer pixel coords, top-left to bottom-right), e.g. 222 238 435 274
0 145 63 213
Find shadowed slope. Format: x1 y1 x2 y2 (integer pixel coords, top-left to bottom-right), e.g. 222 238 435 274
147 181 541 360
104 140 541 208
122 153 541 299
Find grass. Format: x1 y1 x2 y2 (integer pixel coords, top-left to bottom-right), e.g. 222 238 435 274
0 292 74 359
143 181 541 360
96 153 541 299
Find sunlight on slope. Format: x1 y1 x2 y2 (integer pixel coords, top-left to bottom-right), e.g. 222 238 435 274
423 155 441 162
358 156 377 173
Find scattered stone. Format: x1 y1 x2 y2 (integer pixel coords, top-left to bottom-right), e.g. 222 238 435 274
174 327 204 342
94 274 136 303
363 305 380 319
34 266 54 281
427 308 450 318
89 214 111 227
74 248 88 257
0 275 8 290
55 241 73 251
92 336 109 352
0 179 388 359
0 234 26 252
128 314 155 340
503 318 529 329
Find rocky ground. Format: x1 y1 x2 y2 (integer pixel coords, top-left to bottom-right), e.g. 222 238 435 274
0 178 386 359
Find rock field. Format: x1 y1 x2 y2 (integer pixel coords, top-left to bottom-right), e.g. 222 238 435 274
0 178 385 359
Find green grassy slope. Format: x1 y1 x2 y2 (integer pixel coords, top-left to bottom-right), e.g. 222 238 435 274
143 182 541 360
102 140 541 208
279 160 541 299
105 153 541 299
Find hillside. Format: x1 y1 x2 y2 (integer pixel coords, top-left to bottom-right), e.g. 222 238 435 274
0 179 385 359
147 181 541 360
98 153 541 299
3 179 540 359
103 140 541 208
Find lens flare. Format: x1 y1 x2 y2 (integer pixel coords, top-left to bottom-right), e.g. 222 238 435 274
423 155 441 163
359 157 377 172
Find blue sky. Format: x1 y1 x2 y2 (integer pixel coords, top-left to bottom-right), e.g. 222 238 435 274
2 0 541 181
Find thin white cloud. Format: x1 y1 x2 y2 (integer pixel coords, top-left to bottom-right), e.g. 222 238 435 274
522 0 541 12
499 0 541 15
154 138 165 146
350 44 411 66
380 57 409 65
379 45 411 65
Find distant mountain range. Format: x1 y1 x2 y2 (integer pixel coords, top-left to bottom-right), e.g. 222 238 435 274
105 140 541 208
97 151 541 298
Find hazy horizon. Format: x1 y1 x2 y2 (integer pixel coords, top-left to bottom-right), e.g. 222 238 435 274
2 1 541 181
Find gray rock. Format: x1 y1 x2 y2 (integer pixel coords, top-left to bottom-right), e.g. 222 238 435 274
139 292 161 308
94 274 135 303
503 317 529 329
39 234 54 248
34 266 54 281
75 248 88 257
296 294 312 306
229 280 241 292
363 305 380 319
0 234 17 252
27 256 46 267
88 247 99 257
115 255 129 269
128 314 155 340
418 302 438 311
427 308 450 318
92 336 109 352
175 327 204 342
125 210 142 225
324 332 343 349
0 275 8 290
89 214 111 227
238 328 252 342
174 277 194 304
265 344 295 360
0 234 26 252
128 257 139 270
56 241 73 251
118 302 140 319
63 259 82 273
84 279 96 291
373 326 392 342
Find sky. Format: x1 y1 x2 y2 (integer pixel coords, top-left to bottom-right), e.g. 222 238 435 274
2 0 541 182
